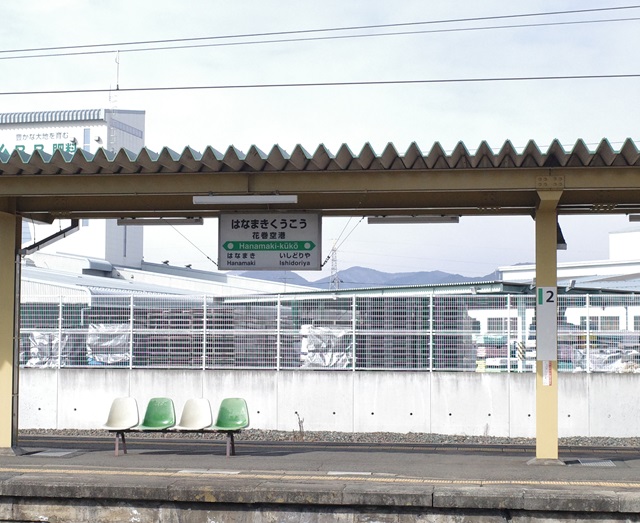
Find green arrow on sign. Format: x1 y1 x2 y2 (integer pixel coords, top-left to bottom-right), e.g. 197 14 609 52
223 241 316 251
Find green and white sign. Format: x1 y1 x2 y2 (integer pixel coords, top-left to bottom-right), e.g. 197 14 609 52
219 213 321 270
536 286 557 362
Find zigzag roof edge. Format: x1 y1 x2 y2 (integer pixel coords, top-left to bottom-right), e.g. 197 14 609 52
1 140 639 173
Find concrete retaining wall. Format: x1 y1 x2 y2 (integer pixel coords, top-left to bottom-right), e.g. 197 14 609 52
17 369 640 437
4 484 640 523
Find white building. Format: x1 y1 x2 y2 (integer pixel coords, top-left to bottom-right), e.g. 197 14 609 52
0 109 146 268
0 108 145 156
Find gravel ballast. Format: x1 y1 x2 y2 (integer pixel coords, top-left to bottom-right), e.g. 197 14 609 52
18 428 640 448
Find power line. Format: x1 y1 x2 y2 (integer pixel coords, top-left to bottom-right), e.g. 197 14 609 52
335 217 365 252
321 219 353 268
2 4 639 58
2 73 640 97
164 221 218 267
321 217 364 268
2 15 639 62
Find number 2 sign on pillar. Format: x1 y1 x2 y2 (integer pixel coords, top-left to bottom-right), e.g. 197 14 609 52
536 287 557 364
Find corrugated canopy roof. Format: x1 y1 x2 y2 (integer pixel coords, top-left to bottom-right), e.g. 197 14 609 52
2 138 640 172
0 109 106 125
1 138 639 223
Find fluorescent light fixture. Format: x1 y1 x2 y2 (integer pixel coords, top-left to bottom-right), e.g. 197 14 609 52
367 215 460 224
116 217 204 226
193 194 298 205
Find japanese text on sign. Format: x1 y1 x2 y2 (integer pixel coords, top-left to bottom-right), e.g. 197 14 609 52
219 213 321 271
230 217 308 231
0 142 77 155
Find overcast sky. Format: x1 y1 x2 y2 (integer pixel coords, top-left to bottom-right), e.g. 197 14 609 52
3 1 639 279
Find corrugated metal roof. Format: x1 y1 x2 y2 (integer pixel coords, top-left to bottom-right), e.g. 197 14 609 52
0 138 639 174
22 265 191 298
228 279 636 302
0 109 106 125
21 277 92 304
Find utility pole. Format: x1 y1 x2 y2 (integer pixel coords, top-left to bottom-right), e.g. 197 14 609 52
329 242 340 290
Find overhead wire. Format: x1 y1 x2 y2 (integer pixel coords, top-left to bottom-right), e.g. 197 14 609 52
2 15 640 62
2 73 640 97
321 217 366 268
1 6 638 98
2 5 640 61
335 217 365 253
321 218 352 268
163 221 218 267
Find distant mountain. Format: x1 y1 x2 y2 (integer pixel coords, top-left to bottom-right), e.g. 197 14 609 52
314 266 393 288
232 270 311 287
233 266 500 290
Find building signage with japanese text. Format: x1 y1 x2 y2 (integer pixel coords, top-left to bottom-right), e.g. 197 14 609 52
218 213 321 270
0 129 79 156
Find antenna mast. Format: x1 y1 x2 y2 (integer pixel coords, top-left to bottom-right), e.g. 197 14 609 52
107 51 120 153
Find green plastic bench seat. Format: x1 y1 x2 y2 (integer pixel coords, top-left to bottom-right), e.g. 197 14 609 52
135 397 176 431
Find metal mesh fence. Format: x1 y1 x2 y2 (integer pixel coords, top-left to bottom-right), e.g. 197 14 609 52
18 293 640 373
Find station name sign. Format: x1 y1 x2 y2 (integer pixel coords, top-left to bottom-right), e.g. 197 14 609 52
218 212 321 270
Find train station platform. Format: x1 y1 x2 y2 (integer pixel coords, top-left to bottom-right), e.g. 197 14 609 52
1 434 640 521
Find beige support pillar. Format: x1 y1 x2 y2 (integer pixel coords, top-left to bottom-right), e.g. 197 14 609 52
534 191 561 460
0 212 19 452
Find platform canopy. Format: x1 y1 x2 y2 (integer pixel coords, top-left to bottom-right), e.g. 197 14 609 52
2 137 640 459
0 139 639 224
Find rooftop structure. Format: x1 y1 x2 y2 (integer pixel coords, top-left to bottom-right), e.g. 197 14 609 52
499 229 640 292
23 252 316 299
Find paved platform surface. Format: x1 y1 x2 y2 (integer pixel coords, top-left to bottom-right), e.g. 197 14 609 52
2 435 640 519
